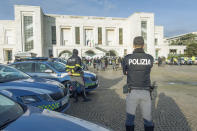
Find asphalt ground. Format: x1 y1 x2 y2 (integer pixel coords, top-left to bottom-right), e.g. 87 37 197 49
65 65 197 131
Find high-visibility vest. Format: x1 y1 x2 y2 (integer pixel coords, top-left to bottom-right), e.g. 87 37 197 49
192 56 195 61
66 64 82 76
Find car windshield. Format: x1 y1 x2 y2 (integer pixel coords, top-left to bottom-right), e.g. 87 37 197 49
0 65 30 83
0 94 24 129
48 62 66 72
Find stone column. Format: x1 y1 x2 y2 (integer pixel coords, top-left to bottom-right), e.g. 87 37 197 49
71 26 75 45
94 26 98 47
80 26 84 46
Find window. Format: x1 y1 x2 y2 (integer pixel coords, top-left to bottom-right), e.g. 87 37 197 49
4 50 12 61
169 49 177 54
48 49 53 57
141 21 147 51
155 38 158 46
124 49 127 56
75 27 80 44
98 27 102 45
13 63 34 73
106 29 115 46
35 63 52 73
119 28 123 45
85 29 94 47
62 28 72 46
51 26 56 44
24 16 34 51
155 50 159 59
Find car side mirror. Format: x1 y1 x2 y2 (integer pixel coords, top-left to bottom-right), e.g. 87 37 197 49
44 69 53 73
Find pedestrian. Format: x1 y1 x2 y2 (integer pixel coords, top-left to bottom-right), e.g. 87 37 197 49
122 36 154 131
158 57 162 67
112 57 116 70
105 57 108 69
93 58 96 69
66 49 91 102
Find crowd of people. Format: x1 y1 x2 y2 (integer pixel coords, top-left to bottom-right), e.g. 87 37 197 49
82 56 123 71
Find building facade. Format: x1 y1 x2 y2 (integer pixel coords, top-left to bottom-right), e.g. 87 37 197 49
0 5 175 63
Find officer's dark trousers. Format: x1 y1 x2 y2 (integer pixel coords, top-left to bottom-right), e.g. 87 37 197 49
70 76 87 100
126 90 154 131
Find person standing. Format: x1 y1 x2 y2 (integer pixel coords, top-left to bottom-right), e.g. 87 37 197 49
158 57 162 67
66 49 91 102
122 36 154 131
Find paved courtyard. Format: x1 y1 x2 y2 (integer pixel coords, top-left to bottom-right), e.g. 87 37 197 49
65 65 197 131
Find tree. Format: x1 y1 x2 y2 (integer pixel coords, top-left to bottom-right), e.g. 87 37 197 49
185 42 197 57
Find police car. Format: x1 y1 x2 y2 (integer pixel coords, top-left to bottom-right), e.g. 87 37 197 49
0 64 70 112
0 92 111 131
10 57 99 92
10 57 71 85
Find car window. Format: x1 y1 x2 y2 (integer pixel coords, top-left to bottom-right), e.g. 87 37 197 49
13 63 33 73
48 62 66 72
0 94 23 128
35 63 52 73
0 65 30 83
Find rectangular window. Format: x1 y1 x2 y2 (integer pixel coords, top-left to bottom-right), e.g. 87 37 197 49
124 49 127 56
4 50 12 61
62 28 72 46
141 21 147 51
24 16 34 51
155 50 159 59
106 29 115 46
48 49 53 57
169 49 177 54
119 28 123 45
155 38 158 46
85 29 94 47
75 27 80 44
98 27 102 45
51 26 56 45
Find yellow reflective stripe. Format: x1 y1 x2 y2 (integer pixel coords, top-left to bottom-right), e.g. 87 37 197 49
72 73 81 76
75 64 81 67
66 65 75 68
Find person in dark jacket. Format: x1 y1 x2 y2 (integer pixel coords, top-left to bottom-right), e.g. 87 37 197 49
122 36 154 131
158 57 162 67
66 49 91 102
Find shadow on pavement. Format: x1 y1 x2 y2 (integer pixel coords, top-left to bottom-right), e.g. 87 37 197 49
152 91 191 131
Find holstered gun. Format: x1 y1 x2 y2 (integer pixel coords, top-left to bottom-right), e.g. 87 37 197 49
123 84 131 94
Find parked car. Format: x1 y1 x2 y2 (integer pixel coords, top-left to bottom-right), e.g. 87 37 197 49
10 58 98 92
0 64 70 112
9 58 71 86
0 92 111 131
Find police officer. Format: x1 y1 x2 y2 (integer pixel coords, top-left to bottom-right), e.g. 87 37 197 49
66 49 90 102
122 36 154 131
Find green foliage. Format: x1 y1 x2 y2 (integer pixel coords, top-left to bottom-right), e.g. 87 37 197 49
169 33 197 46
185 42 197 57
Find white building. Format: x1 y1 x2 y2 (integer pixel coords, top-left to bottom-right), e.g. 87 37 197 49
0 5 175 63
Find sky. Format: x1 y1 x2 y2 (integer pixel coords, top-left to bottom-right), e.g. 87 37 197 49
0 0 197 37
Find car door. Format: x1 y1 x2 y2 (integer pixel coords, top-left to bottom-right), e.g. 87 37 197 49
33 62 57 79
